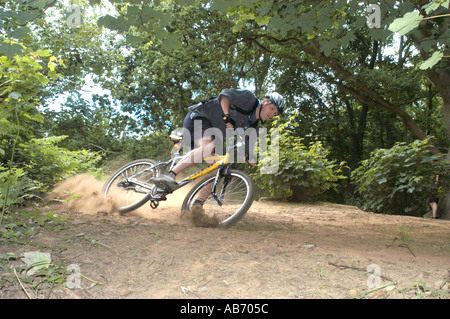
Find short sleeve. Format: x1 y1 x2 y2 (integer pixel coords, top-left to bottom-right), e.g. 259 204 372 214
219 89 258 113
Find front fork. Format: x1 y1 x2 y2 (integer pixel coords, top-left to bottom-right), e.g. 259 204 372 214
211 164 232 206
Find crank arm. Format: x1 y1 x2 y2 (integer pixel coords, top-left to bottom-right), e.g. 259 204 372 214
123 179 155 191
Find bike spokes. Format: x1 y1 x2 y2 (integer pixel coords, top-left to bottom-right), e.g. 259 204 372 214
182 170 254 227
102 160 158 214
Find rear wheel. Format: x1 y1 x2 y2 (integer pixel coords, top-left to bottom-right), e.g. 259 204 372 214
102 159 159 214
181 169 254 227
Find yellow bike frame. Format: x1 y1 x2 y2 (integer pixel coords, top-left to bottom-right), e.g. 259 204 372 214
181 153 231 182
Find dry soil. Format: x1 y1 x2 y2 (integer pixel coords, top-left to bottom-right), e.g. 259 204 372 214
1 174 449 299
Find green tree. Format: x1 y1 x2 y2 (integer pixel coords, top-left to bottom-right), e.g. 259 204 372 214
0 44 63 217
1 0 116 215
96 0 277 131
0 45 63 160
41 93 136 152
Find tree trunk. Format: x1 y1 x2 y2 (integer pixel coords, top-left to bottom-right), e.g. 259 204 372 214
343 98 368 167
413 8 450 219
422 64 450 220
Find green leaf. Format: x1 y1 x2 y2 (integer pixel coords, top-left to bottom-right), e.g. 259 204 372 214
29 0 53 10
21 251 51 276
126 34 142 46
10 26 31 39
8 92 21 100
36 49 52 57
211 0 240 11
48 62 56 71
15 11 36 25
34 73 49 85
126 5 141 24
0 252 17 260
97 15 120 31
141 6 158 21
255 15 271 26
419 51 444 70
423 0 449 13
161 34 183 52
0 42 23 57
340 31 355 48
319 38 339 56
388 11 422 36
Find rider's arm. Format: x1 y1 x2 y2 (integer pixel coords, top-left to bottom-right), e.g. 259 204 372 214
220 96 234 128
220 96 231 114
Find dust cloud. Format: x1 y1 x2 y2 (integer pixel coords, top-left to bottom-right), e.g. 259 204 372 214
180 205 220 228
49 174 118 215
49 174 215 227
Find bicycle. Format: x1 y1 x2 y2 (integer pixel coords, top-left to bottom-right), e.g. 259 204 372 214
102 130 255 227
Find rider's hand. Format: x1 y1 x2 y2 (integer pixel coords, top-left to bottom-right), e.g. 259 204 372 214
223 113 235 129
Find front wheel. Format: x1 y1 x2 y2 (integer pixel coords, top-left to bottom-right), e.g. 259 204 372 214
102 159 159 214
181 169 254 227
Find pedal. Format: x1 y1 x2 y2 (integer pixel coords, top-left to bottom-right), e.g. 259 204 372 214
117 180 130 188
151 179 175 194
150 201 159 209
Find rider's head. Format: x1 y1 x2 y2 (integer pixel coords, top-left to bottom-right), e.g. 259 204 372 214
265 92 285 116
259 92 285 123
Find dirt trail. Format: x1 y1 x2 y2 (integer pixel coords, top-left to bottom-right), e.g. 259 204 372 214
1 174 449 299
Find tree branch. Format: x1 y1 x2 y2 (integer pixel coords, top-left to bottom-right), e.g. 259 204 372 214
249 34 439 153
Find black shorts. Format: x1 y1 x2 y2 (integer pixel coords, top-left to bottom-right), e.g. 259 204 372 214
429 195 439 204
182 112 215 149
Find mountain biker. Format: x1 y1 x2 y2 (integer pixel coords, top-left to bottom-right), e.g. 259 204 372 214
153 89 285 195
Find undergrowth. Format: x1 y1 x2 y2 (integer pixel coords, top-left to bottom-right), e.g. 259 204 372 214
0 209 70 298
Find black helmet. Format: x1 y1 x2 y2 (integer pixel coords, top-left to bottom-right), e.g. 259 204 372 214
265 92 285 115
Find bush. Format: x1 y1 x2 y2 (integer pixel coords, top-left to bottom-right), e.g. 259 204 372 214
351 138 449 216
254 121 347 201
17 136 103 191
127 132 173 161
0 166 41 209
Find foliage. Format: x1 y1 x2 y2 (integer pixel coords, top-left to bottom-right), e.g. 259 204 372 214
0 0 52 56
0 0 449 219
105 1 265 132
0 209 67 244
254 119 347 202
30 2 122 103
352 138 449 216
126 132 173 161
1 135 103 217
0 166 41 209
388 0 449 69
41 93 136 154
96 0 449 161
0 209 69 297
0 44 63 218
15 136 103 191
0 45 63 152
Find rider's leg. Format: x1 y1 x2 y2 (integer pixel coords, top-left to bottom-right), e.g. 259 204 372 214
430 200 439 219
155 136 215 191
171 137 215 175
186 138 218 204
194 180 215 204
